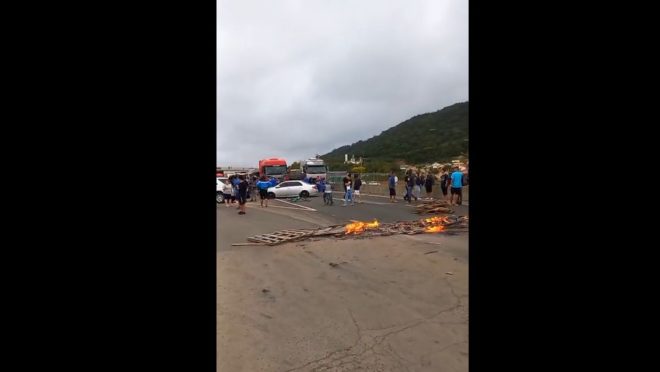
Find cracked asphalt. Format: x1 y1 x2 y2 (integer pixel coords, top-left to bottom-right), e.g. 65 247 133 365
217 200 468 372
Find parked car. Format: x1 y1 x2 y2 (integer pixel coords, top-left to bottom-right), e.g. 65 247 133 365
267 180 319 198
216 177 231 203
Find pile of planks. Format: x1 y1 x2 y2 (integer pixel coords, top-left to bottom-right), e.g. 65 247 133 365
347 216 469 238
414 199 454 214
233 215 468 246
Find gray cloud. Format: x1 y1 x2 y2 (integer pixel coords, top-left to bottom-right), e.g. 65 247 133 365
217 0 468 167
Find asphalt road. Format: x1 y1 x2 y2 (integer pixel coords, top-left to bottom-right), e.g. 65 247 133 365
218 192 468 250
217 194 469 371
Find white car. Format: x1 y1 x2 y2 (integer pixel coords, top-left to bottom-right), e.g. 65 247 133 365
267 180 319 198
216 177 232 203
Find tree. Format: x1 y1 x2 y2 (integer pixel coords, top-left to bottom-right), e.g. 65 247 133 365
351 166 366 174
290 161 301 170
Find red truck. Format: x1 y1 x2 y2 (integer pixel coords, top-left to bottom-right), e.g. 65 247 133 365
258 158 288 181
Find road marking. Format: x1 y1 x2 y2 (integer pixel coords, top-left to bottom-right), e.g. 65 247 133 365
244 204 312 211
232 202 317 212
331 197 390 206
332 191 391 199
273 198 317 211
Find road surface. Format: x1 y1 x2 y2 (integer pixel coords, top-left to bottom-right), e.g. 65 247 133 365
217 194 468 371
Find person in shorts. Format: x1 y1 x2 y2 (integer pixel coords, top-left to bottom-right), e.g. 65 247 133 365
353 174 362 204
388 171 397 202
256 175 271 208
449 166 463 207
237 175 248 214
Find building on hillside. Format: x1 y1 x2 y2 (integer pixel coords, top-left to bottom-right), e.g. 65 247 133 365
344 154 363 165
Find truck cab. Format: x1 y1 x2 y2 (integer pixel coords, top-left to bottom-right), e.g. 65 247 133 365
302 158 327 183
259 158 288 181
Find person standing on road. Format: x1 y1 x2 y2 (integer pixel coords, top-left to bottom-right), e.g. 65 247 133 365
414 173 424 200
403 171 410 202
458 171 468 205
405 171 417 203
388 171 397 202
222 179 232 208
229 174 239 205
344 173 354 206
256 175 271 208
249 175 257 202
317 177 326 203
342 172 353 206
237 174 249 215
353 174 362 204
324 181 333 205
440 170 450 201
424 173 434 199
449 166 463 207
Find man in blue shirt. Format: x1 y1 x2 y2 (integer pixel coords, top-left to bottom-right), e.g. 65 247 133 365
256 176 272 208
450 166 463 207
388 171 397 203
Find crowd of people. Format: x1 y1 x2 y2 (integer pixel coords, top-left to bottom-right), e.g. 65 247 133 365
386 166 467 206
220 166 468 214
220 174 280 214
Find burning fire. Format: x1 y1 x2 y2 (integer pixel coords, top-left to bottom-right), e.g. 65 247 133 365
424 217 444 224
345 219 380 234
423 216 446 233
425 225 445 233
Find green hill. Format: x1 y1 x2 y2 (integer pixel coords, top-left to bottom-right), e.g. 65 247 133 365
322 102 468 172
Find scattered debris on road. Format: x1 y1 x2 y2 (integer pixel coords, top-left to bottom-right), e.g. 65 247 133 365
239 215 468 246
414 199 455 214
424 250 439 255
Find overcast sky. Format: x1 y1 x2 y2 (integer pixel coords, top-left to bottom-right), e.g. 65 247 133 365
217 0 468 167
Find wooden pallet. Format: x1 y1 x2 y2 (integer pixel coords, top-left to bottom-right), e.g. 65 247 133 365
247 229 315 245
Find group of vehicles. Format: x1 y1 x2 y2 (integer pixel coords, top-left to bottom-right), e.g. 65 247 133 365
217 156 328 203
216 177 320 203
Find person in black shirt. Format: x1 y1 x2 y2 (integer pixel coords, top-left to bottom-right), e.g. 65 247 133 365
440 170 450 201
415 174 424 200
424 173 434 199
406 171 417 203
342 172 353 206
237 175 248 215
353 174 362 204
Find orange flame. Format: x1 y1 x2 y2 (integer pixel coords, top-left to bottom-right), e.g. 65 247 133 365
425 225 445 233
424 217 444 224
345 219 380 234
